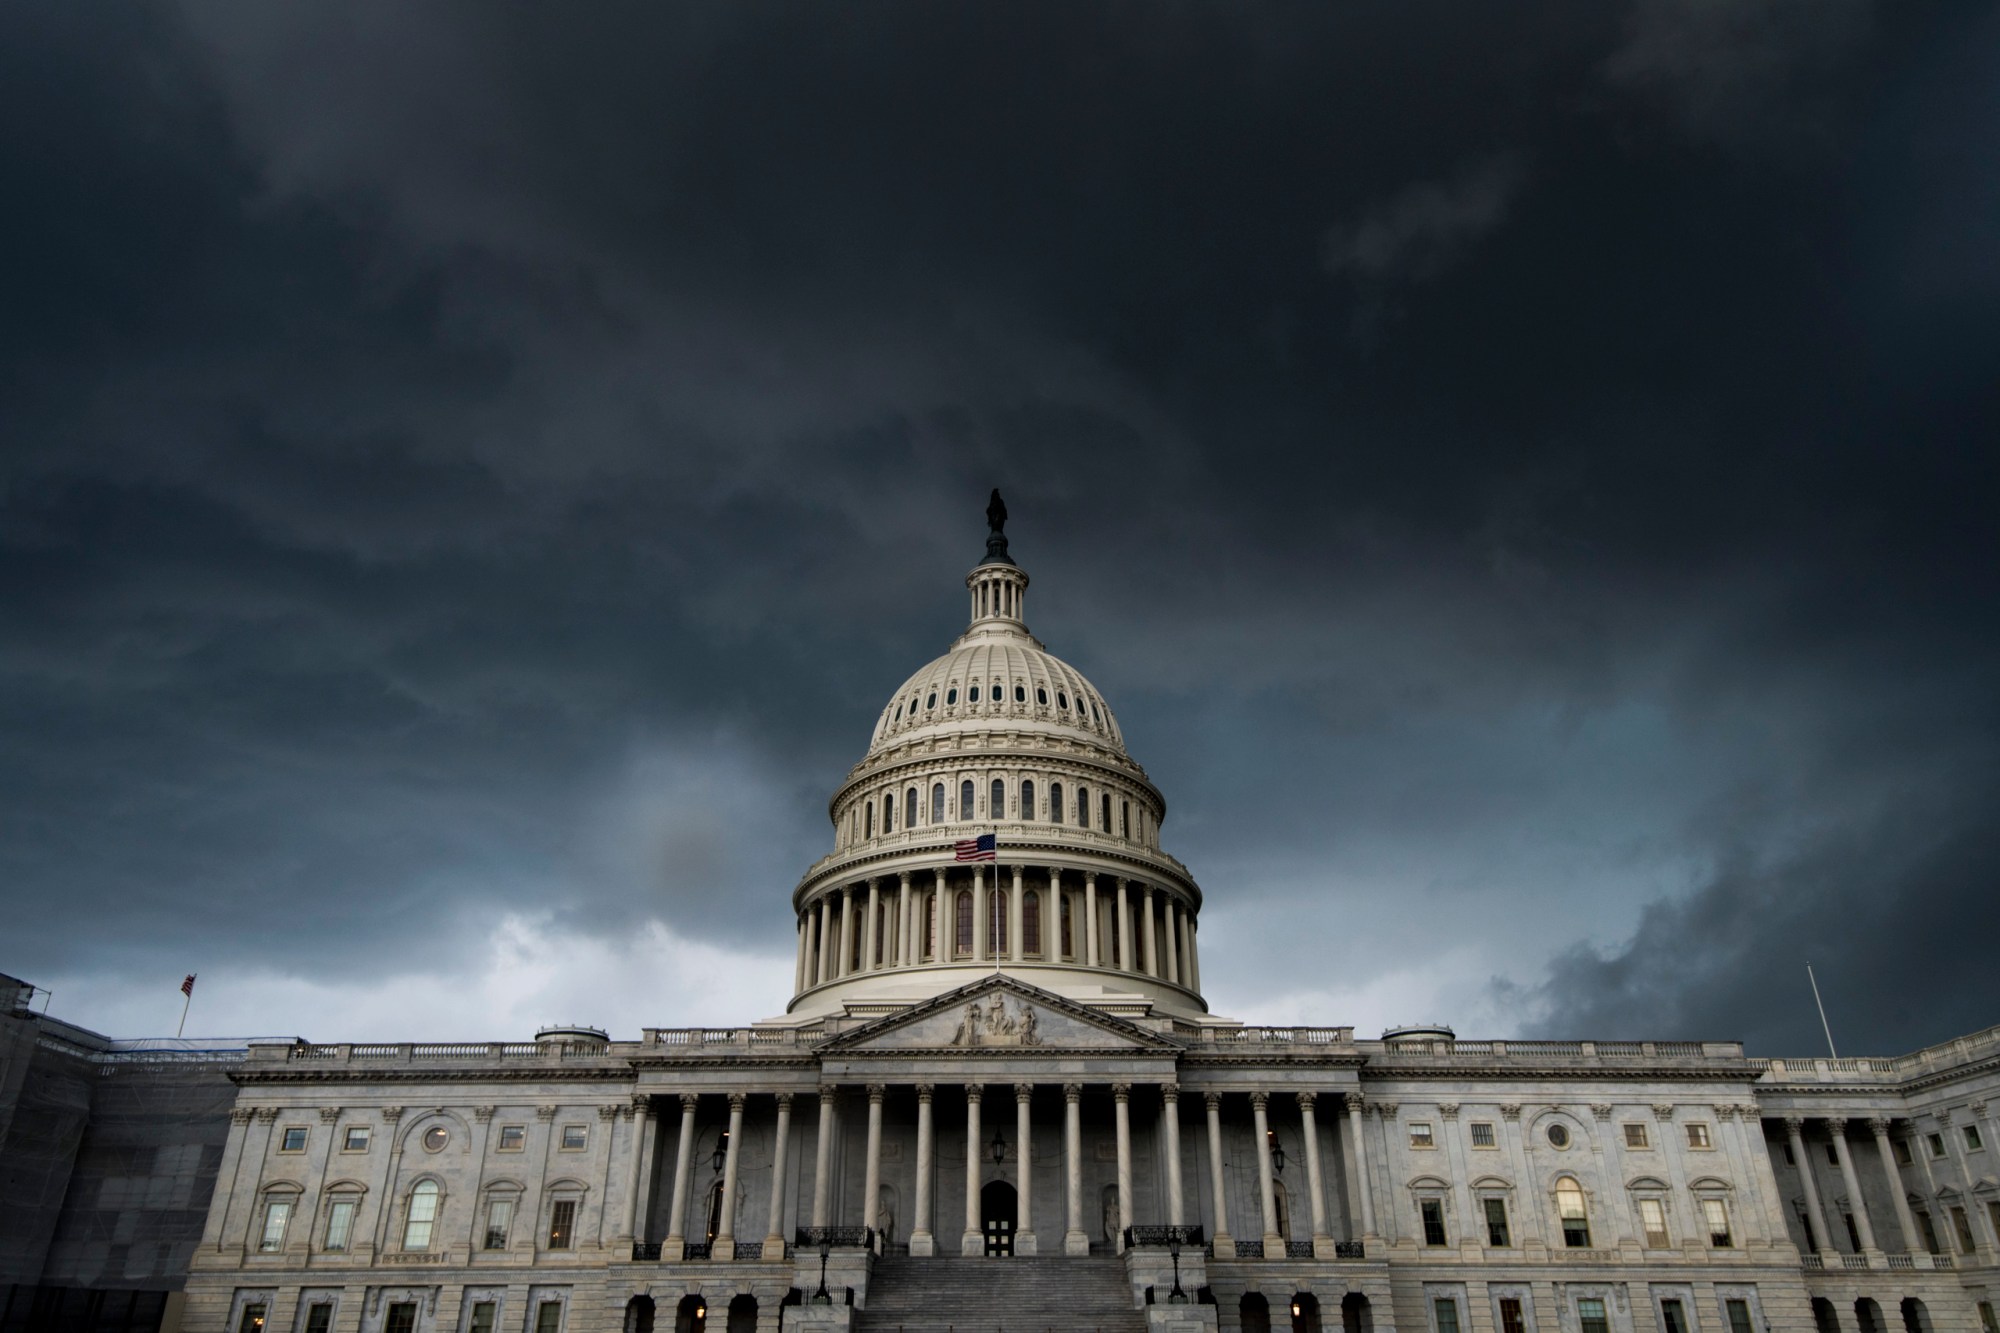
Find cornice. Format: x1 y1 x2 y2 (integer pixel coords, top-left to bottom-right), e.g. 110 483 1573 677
1357 1062 1768 1084
231 1068 635 1086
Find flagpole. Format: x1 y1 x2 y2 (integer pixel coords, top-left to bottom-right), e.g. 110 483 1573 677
1807 962 1837 1059
176 989 192 1039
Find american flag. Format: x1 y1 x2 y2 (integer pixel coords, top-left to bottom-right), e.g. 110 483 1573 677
954 833 996 862
180 974 196 997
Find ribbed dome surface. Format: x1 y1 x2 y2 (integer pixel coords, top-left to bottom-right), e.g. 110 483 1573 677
867 630 1125 757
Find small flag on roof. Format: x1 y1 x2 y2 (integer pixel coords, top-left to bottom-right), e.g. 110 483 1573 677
181 974 196 997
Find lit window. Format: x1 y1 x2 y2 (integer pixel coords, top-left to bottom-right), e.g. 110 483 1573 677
500 1125 527 1151
1434 1298 1461 1333
560 1124 587 1151
932 784 944 822
1624 1123 1649 1149
1639 1198 1670 1248
1968 1125 1985 1151
1410 1122 1435 1148
1661 1300 1689 1333
535 1302 564 1333
1421 1198 1447 1246
1703 1197 1732 1247
549 1199 577 1250
991 778 1005 818
304 1305 333 1333
1929 1133 1947 1158
1578 1298 1609 1333
1484 1197 1510 1246
403 1180 439 1250
1471 1122 1495 1148
484 1198 514 1249
258 1198 292 1251
1050 781 1063 824
1724 1300 1754 1333
1686 1123 1711 1149
238 1305 268 1333
343 1126 370 1152
960 780 974 819
279 1126 308 1152
1021 780 1035 820
1556 1179 1591 1247
324 1198 356 1251
1499 1299 1525 1333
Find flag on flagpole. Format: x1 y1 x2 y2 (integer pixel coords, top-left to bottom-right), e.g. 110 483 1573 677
181 974 196 997
953 833 997 862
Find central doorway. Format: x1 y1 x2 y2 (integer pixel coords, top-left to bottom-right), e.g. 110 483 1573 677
981 1181 1017 1257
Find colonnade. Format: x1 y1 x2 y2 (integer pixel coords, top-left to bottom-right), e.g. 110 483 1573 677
1779 1114 1979 1261
792 865 1201 994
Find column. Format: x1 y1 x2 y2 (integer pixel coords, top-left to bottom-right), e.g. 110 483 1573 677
1828 1118 1878 1252
795 916 807 992
812 1086 837 1228
1084 874 1100 967
862 1085 886 1239
1164 901 1181 985
1785 1117 1832 1254
1347 1093 1376 1239
621 1096 653 1241
1115 879 1131 971
932 869 947 961
1186 920 1201 991
863 878 881 971
1252 1091 1282 1250
663 1094 698 1259
898 873 913 967
762 1094 793 1258
1299 1093 1331 1252
713 1093 746 1254
1064 1084 1087 1254
911 1085 936 1256
972 867 988 962
1015 1084 1037 1252
837 887 856 977
1114 1084 1134 1250
1177 911 1194 987
816 898 832 984
962 1086 984 1254
1162 1084 1185 1226
1869 1118 1919 1254
1049 867 1064 959
1010 866 1025 963
1207 1093 1235 1256
1141 886 1160 977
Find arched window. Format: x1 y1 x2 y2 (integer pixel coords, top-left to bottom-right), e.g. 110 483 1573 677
991 779 1006 819
1060 894 1073 957
403 1180 440 1250
1036 686 1048 705
960 780 974 820
1057 691 1069 710
971 684 982 702
946 686 958 705
1101 794 1112 831
1050 782 1063 825
1021 780 1035 820
932 784 944 823
992 888 1009 955
926 691 937 710
1121 800 1130 836
924 893 937 961
955 891 973 956
874 900 886 965
1556 1178 1591 1247
1014 684 1026 703
865 804 874 837
1023 890 1041 956
882 794 894 832
1077 786 1089 829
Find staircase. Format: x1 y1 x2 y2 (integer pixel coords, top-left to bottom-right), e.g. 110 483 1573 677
855 1254 1146 1333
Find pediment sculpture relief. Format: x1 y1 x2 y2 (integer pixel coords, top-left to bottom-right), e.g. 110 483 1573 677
950 994 1041 1047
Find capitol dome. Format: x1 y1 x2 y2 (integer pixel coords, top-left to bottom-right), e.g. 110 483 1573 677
784 493 1207 1021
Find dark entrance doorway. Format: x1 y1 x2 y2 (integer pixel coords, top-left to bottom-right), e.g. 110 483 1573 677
981 1181 1017 1256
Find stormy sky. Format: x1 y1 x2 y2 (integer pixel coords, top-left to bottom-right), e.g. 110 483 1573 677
4 2 1996 1054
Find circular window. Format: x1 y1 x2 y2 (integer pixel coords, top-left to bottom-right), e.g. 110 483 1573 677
422 1126 448 1152
926 692 937 709
1014 684 1026 703
1547 1124 1571 1149
1057 692 1069 709
946 687 959 705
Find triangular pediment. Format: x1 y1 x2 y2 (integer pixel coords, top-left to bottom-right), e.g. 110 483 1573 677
821 976 1182 1054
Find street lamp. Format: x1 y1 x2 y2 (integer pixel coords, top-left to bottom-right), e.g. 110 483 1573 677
990 1126 1007 1164
1166 1230 1188 1304
811 1234 832 1304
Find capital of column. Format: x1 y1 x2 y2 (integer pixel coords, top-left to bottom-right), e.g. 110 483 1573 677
726 1093 746 1111
1713 1104 1739 1121
1866 1117 1892 1136
1343 1092 1364 1114
818 1084 839 1104
253 1106 281 1123
1974 1100 1989 1118
1783 1115 1808 1135
965 1084 983 1105
915 1084 935 1103
229 1108 258 1127
1015 1083 1034 1104
1828 1116 1851 1135
1112 1083 1132 1103
1161 1083 1180 1105
1294 1091 1316 1112
867 1084 887 1104
775 1092 794 1111
475 1106 498 1123
1499 1103 1521 1121
1372 1102 1398 1120
1439 1103 1460 1121
1249 1091 1269 1112
1207 1092 1224 1113
381 1106 404 1123
1651 1104 1674 1121
536 1105 559 1122
318 1106 343 1123
1063 1083 1083 1103
680 1094 700 1113
899 871 911 888
598 1104 620 1121
1589 1104 1612 1121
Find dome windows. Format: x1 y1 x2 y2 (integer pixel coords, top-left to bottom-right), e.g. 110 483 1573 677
904 787 917 827
946 687 958 706
1021 779 1035 820
990 778 1005 819
1050 782 1064 824
1057 691 1069 710
1014 684 1026 703
931 784 945 823
959 780 974 820
1036 686 1048 705
926 692 937 710
894 704 903 722
969 684 981 703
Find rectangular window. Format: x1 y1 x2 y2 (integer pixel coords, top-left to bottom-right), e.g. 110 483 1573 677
560 1124 587 1151
1826 1144 1840 1166
237 1305 267 1333
279 1126 308 1152
1843 1212 1861 1252
1661 1299 1689 1333
1686 1123 1711 1149
1624 1123 1650 1149
1484 1198 1510 1247
548 1199 577 1250
1498 1298 1525 1333
1978 1301 1997 1333
384 1304 416 1333
1989 1202 2000 1248
1421 1199 1448 1246
1893 1137 1913 1166
304 1306 332 1333
1410 1122 1435 1148
484 1198 514 1249
535 1302 563 1333
1929 1132 1947 1158
1639 1198 1670 1248
1968 1125 1985 1151
343 1125 371 1152
1577 1298 1609 1333
1433 1299 1461 1333
1703 1197 1733 1247
499 1125 527 1151
1471 1122 1496 1148
1917 1209 1939 1254
324 1199 356 1251
468 1304 496 1333
1724 1299 1755 1333
1953 1205 1976 1255
258 1199 292 1251
1798 1210 1818 1254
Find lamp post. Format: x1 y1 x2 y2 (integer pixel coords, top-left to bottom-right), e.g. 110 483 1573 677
1167 1230 1188 1304
990 1126 1007 1164
812 1234 832 1303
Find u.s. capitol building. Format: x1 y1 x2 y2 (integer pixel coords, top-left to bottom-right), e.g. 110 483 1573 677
25 501 1999 1333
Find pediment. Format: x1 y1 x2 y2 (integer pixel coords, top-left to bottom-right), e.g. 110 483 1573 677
821 977 1180 1054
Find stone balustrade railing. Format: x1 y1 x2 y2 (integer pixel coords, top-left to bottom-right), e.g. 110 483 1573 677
798 825 1194 886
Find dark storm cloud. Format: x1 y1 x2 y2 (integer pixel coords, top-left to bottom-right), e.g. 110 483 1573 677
2 1 1995 1047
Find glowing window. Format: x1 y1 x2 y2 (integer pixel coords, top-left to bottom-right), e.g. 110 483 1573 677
403 1180 439 1250
1556 1179 1590 1247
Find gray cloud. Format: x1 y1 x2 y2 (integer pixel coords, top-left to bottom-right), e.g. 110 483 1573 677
1320 153 1529 285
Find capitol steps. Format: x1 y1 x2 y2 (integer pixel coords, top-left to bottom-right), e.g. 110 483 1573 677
853 1254 1145 1333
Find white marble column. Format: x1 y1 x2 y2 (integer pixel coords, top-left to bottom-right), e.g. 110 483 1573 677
1015 1084 1037 1253
816 898 833 984
911 1085 936 1256
1785 1117 1832 1253
1114 879 1131 971
1252 1092 1282 1250
1162 1084 1185 1226
714 1093 746 1254
1346 1092 1376 1239
1828 1118 1879 1252
864 878 881 971
811 1086 837 1228
621 1096 653 1241
931 869 947 961
663 1094 698 1259
1114 1084 1134 1250
1207 1093 1235 1256
1299 1092 1331 1252
1064 1084 1087 1254
1164 902 1181 984
898 873 913 967
838 886 856 977
1177 910 1193 987
1186 919 1201 991
1084 874 1100 966
962 1086 984 1254
1141 886 1160 977
1009 866 1025 963
794 916 807 992
972 868 988 962
1049 867 1064 958
762 1094 793 1258
1870 1117 1919 1254
862 1085 886 1240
